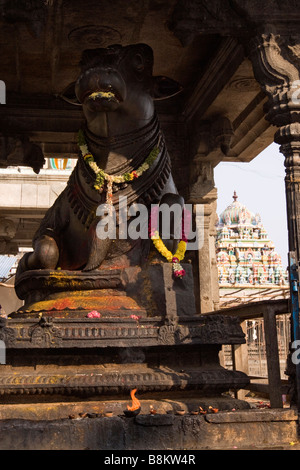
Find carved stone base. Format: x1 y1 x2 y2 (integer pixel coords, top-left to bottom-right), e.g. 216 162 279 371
0 313 249 400
0 362 248 399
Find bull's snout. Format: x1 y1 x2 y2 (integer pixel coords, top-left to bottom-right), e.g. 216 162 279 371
75 67 126 111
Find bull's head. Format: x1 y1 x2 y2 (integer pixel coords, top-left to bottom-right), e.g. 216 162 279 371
76 44 154 114
61 44 182 135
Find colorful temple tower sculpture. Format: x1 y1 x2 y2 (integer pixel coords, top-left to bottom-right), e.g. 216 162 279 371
216 192 288 289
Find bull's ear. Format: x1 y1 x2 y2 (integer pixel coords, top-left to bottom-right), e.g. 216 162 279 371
58 82 82 106
152 76 183 100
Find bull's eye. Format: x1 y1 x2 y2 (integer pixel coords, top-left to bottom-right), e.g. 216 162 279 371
132 54 144 72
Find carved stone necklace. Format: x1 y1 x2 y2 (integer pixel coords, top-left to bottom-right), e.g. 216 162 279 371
78 129 162 206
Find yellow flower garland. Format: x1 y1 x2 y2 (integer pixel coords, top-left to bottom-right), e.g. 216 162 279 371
151 230 187 278
151 233 186 262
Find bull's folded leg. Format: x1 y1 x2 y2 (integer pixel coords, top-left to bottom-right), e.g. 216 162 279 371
17 235 59 276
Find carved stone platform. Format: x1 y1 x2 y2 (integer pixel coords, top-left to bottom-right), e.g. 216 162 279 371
1 263 249 402
0 312 249 400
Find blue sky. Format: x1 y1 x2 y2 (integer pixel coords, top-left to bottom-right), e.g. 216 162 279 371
214 142 289 268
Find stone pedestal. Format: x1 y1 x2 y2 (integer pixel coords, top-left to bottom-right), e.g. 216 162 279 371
0 263 249 403
14 263 196 318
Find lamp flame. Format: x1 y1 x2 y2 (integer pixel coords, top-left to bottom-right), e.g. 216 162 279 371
127 388 140 411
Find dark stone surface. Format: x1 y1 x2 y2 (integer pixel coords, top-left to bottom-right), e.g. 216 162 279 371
135 414 175 426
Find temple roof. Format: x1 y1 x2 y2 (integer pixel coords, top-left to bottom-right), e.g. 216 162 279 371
218 191 261 228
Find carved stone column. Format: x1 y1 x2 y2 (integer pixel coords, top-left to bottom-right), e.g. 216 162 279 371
195 188 220 313
249 33 300 406
249 34 300 258
187 118 232 314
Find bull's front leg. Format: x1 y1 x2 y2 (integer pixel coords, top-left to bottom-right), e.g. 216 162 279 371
16 234 59 277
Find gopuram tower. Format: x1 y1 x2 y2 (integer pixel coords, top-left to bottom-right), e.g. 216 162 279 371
216 192 288 306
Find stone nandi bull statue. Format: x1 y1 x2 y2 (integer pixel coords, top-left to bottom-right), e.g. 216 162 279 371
16 44 184 280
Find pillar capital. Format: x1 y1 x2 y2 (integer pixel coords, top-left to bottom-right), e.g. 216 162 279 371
249 33 300 126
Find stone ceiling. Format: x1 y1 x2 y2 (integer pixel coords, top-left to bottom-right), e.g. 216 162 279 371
0 0 281 168
0 0 296 252
0 0 220 99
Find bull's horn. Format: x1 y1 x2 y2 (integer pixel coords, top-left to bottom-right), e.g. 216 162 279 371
152 76 183 101
58 82 82 106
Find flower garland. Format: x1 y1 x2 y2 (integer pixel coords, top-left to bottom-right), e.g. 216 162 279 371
149 205 191 279
78 129 161 205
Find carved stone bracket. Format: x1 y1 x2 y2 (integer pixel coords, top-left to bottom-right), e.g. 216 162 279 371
0 218 15 239
0 218 16 254
188 116 234 202
191 117 234 160
248 34 300 125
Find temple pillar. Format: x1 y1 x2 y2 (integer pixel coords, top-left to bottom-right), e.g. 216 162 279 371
187 123 231 313
249 33 300 406
193 188 220 314
197 191 220 313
